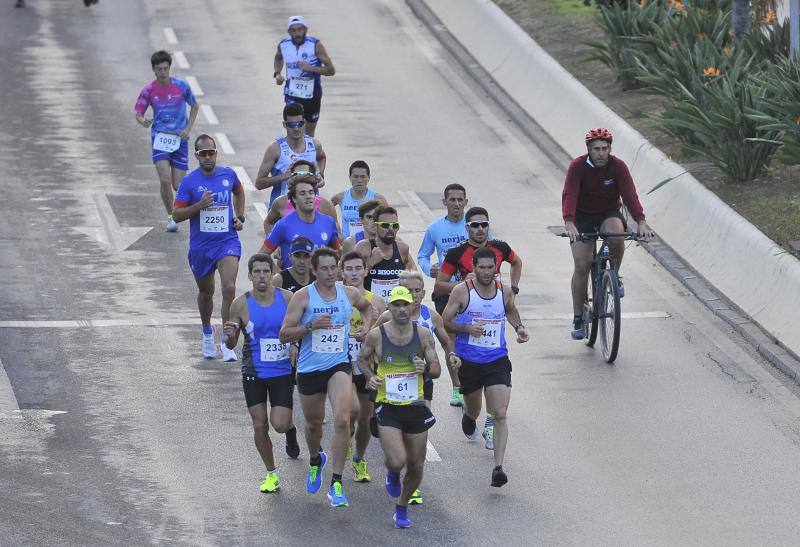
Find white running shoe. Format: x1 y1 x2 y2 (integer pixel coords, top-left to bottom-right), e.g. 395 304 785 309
202 334 216 359
166 218 178 232
221 344 238 362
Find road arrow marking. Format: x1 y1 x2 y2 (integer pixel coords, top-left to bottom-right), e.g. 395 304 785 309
73 194 152 251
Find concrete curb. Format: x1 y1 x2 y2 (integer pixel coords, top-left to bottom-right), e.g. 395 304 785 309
413 0 800 364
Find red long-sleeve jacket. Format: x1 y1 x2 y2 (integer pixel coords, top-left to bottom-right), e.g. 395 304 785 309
562 154 645 222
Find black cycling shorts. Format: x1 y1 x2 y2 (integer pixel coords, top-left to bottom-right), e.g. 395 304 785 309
296 363 351 396
242 374 294 409
573 209 627 238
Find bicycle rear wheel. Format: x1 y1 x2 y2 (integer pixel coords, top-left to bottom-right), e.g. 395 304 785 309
598 269 621 363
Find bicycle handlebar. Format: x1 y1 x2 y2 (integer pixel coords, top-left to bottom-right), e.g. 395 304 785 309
559 231 641 241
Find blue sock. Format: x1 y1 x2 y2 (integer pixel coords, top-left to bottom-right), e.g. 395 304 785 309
485 413 493 428
202 325 213 335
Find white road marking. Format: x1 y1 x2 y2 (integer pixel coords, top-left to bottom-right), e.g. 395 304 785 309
163 27 178 45
186 76 204 97
398 190 434 226
0 317 199 328
254 202 269 221
516 311 672 321
0 356 20 413
215 132 235 155
174 51 190 69
425 440 442 462
73 193 152 251
232 166 256 192
200 104 219 125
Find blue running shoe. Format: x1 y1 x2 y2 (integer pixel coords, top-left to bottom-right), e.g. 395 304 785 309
570 318 585 340
385 470 401 497
306 450 327 494
327 481 349 507
394 506 411 528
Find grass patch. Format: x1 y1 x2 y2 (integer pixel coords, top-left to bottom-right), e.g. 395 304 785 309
552 0 595 16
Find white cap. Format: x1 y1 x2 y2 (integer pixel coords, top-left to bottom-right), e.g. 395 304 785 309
287 15 307 30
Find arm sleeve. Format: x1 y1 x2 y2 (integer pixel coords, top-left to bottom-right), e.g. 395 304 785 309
264 219 282 252
134 86 150 114
562 159 581 223
615 161 646 222
417 226 436 277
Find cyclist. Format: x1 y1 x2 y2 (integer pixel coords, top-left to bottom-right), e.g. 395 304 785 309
562 128 654 339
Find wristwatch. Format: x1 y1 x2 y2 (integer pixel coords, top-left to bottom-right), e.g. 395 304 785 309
237 214 245 224
511 286 520 295
273 71 281 77
305 322 313 332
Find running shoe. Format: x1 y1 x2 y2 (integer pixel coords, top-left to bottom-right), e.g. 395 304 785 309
259 471 279 493
449 388 464 407
202 333 216 359
306 450 327 494
461 412 478 441
570 317 585 340
285 426 300 459
491 465 508 488
166 216 178 232
327 481 349 507
393 506 411 529
221 344 237 362
353 459 371 483
483 425 494 450
385 470 401 497
408 489 423 505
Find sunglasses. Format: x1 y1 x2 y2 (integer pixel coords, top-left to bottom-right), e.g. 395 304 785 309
286 121 305 128
468 221 490 229
375 221 399 230
195 149 217 158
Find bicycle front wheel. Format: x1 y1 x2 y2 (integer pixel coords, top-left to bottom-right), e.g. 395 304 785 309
598 269 621 363
585 273 598 347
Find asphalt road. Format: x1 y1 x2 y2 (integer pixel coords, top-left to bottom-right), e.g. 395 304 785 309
3 1 800 545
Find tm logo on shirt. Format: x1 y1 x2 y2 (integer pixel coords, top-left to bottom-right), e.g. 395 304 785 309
603 179 615 186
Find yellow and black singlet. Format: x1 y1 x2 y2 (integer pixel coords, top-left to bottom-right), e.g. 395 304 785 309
375 324 425 405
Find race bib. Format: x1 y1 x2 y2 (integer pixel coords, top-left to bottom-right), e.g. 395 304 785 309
311 324 346 353
287 77 315 99
385 372 419 403
153 132 180 153
468 319 502 348
347 221 364 237
200 205 229 233
348 335 362 375
260 338 289 362
372 278 400 301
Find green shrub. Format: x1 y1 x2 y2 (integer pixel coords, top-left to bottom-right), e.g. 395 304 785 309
748 54 800 164
659 54 781 181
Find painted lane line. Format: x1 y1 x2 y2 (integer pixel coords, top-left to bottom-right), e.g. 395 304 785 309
0 356 20 413
0 317 199 328
254 202 269 222
425 440 442 462
515 311 672 321
215 132 235 155
186 76 204 97
200 104 219 125
232 166 256 192
174 51 190 70
163 27 178 45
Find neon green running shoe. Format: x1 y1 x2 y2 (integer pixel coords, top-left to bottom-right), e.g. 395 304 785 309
449 388 464 407
408 488 423 505
352 459 372 482
259 471 280 493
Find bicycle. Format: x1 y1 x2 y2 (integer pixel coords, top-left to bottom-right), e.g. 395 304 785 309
563 231 640 363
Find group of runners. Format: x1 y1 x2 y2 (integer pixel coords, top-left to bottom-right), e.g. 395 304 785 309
133 14 653 529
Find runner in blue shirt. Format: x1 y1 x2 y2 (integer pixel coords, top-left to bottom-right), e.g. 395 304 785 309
134 50 199 232
173 134 245 362
260 179 340 268
330 160 386 238
418 183 470 314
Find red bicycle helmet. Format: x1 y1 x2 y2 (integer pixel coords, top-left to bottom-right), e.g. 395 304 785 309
585 128 613 145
